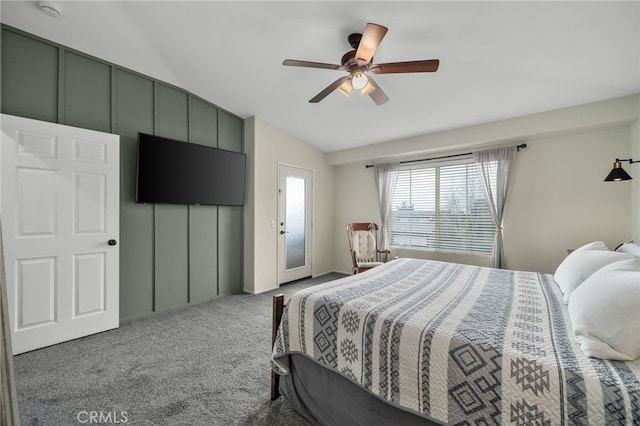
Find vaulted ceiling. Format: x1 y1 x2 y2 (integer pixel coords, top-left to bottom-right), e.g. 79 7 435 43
2 1 638 152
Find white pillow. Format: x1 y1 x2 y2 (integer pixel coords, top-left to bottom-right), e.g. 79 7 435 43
568 258 640 361
616 241 640 257
554 242 634 303
574 240 608 251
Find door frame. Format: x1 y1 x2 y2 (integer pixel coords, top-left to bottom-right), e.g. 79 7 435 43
277 163 314 285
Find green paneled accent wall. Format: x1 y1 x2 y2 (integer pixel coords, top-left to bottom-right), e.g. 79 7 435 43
155 84 189 311
1 29 58 122
63 52 111 132
217 111 244 295
218 206 243 296
1 26 244 319
156 83 189 140
114 69 155 319
219 110 243 152
189 98 219 302
189 97 218 146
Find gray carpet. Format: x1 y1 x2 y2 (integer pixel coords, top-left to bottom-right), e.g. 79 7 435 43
14 273 347 425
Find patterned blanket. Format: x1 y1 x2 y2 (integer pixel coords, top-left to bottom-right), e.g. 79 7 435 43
272 258 640 425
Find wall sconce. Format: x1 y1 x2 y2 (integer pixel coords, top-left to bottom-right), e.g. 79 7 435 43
604 158 639 182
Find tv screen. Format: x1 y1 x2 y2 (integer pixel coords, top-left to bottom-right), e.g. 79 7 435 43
135 133 246 206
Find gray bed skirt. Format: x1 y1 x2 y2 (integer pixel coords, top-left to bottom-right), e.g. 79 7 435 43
278 354 444 426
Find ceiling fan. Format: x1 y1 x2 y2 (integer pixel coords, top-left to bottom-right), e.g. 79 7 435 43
283 23 440 105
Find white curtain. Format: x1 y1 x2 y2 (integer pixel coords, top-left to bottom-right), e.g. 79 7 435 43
373 162 399 251
1 218 20 425
474 147 516 269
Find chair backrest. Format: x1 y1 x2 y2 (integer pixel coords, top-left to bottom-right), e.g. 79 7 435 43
346 223 380 262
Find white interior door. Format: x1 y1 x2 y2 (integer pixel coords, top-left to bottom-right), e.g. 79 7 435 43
1 114 120 354
278 164 313 284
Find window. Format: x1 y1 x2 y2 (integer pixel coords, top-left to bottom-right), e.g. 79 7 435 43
389 158 495 254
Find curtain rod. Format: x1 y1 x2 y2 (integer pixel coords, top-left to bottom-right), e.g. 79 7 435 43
364 143 527 168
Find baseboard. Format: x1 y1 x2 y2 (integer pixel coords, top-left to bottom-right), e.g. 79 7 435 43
120 296 222 322
243 285 280 295
312 269 347 277
243 271 349 295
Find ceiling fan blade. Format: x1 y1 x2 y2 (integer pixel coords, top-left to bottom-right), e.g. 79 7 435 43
309 76 350 103
365 76 389 105
283 59 346 71
355 23 388 65
370 59 440 74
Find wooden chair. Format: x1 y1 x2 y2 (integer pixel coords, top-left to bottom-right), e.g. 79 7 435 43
346 223 391 274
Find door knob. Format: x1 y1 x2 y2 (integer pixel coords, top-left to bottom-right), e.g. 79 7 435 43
108 239 117 246
279 230 286 235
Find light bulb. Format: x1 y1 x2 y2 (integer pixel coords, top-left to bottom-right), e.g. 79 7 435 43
351 73 368 90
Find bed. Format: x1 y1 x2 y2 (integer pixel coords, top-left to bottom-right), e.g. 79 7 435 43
271 257 640 425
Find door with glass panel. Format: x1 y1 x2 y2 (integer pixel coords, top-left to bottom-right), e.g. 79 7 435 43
277 165 313 284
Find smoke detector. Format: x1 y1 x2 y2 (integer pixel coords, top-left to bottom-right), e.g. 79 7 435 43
38 1 62 18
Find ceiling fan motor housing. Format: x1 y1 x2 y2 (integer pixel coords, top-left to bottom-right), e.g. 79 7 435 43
348 33 362 49
341 50 357 67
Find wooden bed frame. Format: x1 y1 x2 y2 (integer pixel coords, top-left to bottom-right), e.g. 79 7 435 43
271 294 284 401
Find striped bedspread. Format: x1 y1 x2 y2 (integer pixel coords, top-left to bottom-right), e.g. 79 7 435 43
272 258 640 425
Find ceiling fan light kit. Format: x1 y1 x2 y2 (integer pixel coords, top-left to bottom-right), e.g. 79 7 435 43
361 81 376 97
338 80 353 97
283 22 439 105
351 73 368 90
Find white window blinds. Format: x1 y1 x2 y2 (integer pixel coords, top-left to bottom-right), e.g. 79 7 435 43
389 158 495 254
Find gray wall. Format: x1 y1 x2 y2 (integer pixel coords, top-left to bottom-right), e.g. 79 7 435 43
1 26 244 319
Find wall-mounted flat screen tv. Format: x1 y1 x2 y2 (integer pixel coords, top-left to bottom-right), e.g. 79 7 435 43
136 132 246 206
